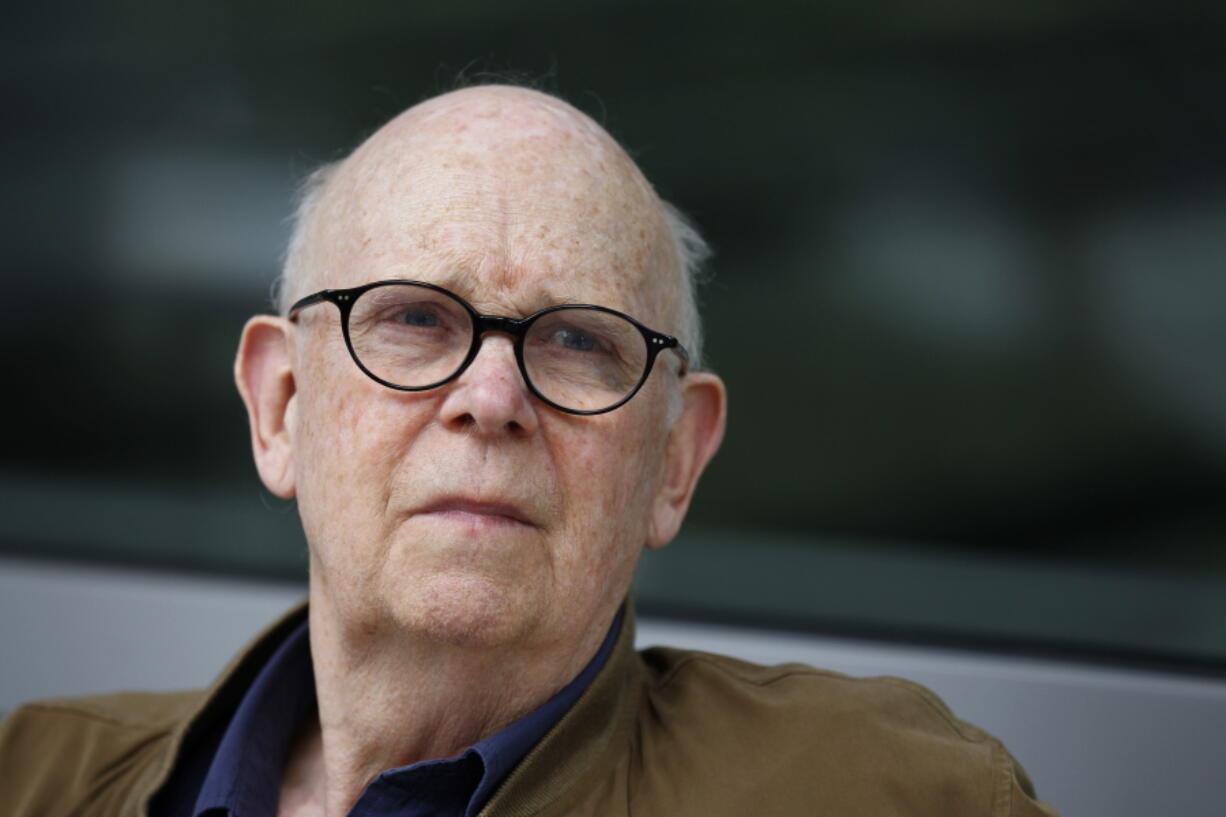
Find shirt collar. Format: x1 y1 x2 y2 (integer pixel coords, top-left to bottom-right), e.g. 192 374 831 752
192 608 623 817
192 617 316 817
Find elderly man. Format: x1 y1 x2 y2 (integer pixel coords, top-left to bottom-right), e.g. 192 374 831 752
0 86 1057 816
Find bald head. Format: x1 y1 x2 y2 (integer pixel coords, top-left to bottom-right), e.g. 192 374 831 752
280 85 708 366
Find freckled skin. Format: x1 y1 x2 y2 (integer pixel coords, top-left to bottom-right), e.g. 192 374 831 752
289 86 679 660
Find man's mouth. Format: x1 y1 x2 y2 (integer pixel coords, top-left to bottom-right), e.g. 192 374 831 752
415 497 537 528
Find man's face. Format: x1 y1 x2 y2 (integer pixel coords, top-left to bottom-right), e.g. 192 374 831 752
282 89 682 652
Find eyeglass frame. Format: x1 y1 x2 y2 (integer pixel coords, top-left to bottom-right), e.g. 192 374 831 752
287 279 691 416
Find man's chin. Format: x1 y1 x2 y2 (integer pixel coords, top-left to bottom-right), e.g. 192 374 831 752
387 571 538 650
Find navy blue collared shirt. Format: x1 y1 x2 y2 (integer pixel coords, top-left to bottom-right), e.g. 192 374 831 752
176 610 621 817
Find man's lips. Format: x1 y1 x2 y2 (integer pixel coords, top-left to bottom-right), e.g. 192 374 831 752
415 497 537 527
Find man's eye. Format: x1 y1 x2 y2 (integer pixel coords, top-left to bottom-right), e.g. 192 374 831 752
552 327 602 353
396 307 441 328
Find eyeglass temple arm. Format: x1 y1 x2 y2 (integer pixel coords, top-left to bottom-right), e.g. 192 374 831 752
286 290 332 319
668 339 691 377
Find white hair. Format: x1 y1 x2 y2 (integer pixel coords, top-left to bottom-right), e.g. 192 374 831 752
657 199 711 371
272 161 339 319
274 163 712 371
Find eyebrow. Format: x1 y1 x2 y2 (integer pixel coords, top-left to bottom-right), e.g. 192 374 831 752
377 271 588 315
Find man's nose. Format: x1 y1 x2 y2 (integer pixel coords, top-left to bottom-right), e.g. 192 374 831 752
438 334 539 436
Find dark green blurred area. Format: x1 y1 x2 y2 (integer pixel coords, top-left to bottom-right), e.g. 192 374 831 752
3 2 1225 666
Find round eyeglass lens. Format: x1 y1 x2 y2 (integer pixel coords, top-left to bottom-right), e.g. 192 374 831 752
346 284 474 388
524 308 648 412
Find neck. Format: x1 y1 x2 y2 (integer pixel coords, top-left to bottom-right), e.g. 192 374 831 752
284 588 613 817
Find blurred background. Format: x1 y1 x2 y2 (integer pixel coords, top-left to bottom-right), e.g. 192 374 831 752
3 0 1226 673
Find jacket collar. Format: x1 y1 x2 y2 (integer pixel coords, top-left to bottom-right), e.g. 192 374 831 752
475 601 641 816
126 600 311 817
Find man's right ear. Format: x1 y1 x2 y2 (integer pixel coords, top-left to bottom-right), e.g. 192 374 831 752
235 316 297 499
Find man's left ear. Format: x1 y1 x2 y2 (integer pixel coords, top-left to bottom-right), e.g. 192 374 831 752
646 372 727 549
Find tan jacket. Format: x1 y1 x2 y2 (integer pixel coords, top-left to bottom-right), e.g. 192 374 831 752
1 603 1059 816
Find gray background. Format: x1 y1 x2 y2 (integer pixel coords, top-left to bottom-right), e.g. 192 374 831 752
3 3 1226 814
4 1 1225 665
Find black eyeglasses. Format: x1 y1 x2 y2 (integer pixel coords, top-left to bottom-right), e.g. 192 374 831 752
287 280 690 415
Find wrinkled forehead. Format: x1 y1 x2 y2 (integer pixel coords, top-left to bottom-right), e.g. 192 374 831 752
306 88 675 321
